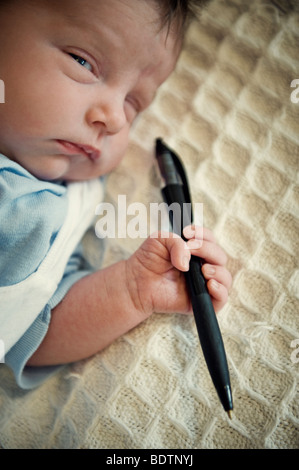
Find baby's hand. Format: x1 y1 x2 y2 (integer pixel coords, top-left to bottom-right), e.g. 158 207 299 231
183 225 232 313
126 226 232 318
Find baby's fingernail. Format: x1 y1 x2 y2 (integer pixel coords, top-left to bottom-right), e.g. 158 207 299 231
187 239 202 249
205 265 216 276
211 279 219 290
183 225 195 238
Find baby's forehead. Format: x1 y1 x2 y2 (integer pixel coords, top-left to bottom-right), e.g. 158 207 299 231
53 0 181 56
46 0 182 37
5 0 182 77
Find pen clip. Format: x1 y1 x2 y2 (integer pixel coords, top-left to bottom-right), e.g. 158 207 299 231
157 139 194 223
171 149 193 216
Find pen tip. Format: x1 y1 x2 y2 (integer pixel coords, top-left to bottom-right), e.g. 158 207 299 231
155 137 166 155
227 410 233 420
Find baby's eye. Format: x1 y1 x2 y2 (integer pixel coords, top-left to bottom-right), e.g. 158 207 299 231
126 96 141 114
69 53 93 72
125 97 141 124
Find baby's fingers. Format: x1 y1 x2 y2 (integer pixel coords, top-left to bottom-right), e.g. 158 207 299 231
199 265 231 312
183 225 216 243
206 278 229 312
187 239 227 266
201 264 232 312
156 232 190 272
169 238 191 272
201 264 232 292
183 225 227 266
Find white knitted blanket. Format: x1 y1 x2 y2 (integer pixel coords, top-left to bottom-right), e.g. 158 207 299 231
0 0 298 449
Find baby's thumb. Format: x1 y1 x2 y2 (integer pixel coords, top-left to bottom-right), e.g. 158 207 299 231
165 234 190 272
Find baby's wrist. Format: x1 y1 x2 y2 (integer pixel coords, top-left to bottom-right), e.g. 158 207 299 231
124 258 154 321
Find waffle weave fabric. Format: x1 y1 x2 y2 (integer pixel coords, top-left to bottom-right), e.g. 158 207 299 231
0 0 298 449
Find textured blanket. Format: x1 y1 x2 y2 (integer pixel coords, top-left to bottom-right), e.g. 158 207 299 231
0 0 298 449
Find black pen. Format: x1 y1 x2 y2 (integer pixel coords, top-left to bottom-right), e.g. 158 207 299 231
155 138 233 418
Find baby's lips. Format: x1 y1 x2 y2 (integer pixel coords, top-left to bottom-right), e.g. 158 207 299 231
57 139 101 161
74 142 101 161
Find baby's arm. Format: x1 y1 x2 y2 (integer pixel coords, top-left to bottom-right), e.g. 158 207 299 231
28 227 232 367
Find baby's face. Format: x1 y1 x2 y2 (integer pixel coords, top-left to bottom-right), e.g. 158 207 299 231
0 0 180 181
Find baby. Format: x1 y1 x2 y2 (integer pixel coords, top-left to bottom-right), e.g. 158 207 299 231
0 0 232 389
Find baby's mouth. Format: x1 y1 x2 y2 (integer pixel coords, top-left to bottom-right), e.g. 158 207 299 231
57 140 101 162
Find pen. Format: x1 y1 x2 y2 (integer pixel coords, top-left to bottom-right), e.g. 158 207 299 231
155 138 233 418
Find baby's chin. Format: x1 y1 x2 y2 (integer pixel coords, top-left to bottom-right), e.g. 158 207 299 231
16 154 74 182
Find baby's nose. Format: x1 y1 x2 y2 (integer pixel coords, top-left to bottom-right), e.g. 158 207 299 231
86 93 127 134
